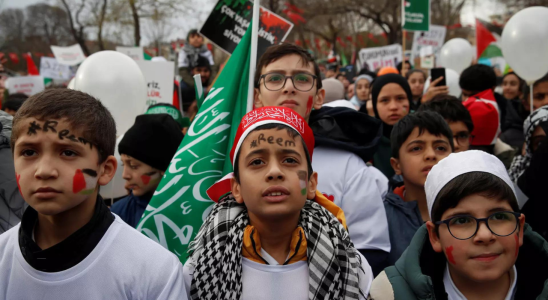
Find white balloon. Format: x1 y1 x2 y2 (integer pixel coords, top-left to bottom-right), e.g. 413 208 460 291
100 134 128 200
67 78 75 89
439 38 474 74
74 51 146 135
501 6 548 83
423 68 462 98
445 69 461 98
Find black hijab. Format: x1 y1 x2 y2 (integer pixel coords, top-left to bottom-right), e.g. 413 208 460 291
367 74 413 138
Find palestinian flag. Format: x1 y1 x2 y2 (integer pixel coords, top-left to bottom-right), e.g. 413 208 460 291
476 19 507 71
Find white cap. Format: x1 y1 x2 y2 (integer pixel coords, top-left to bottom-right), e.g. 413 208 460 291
425 150 516 219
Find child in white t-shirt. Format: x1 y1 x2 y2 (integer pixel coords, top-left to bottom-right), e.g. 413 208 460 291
0 88 186 299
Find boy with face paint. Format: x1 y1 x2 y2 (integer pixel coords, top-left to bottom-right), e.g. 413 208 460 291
1 89 186 299
370 151 548 300
183 107 373 300
253 43 390 276
111 114 183 228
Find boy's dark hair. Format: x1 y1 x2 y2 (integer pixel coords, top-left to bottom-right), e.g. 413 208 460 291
11 89 116 163
417 95 474 132
405 69 426 81
3 93 28 112
390 111 454 159
187 29 201 41
190 55 211 70
459 64 497 92
234 123 313 183
523 72 548 98
431 172 519 224
254 43 322 90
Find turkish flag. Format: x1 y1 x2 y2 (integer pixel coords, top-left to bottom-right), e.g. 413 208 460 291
22 53 39 75
476 19 497 58
8 53 19 64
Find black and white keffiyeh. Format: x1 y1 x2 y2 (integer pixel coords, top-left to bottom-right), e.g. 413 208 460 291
187 199 364 300
509 106 548 182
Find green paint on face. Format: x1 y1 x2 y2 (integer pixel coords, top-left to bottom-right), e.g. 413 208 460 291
297 170 308 197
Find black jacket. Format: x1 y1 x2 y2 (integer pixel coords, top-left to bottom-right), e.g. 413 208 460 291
308 106 383 163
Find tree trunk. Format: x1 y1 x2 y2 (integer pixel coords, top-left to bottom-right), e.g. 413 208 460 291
60 0 90 56
97 0 108 50
128 0 140 46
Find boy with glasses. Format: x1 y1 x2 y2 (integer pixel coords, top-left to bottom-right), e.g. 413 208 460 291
253 43 390 275
370 150 548 299
417 95 474 153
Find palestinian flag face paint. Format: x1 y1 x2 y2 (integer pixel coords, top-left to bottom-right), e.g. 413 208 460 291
297 170 307 196
73 169 98 195
141 172 161 186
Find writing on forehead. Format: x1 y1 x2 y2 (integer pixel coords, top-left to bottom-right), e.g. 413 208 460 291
26 120 93 149
250 133 296 148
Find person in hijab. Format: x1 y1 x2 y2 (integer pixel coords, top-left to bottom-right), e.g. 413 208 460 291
406 69 426 112
508 105 548 182
350 74 373 110
362 74 412 178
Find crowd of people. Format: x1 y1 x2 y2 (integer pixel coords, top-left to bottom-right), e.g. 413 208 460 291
0 28 547 299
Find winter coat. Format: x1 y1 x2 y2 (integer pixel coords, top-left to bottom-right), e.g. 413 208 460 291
373 136 394 179
0 112 27 234
369 224 548 300
110 192 153 228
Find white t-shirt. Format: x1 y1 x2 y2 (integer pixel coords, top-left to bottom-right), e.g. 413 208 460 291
443 263 517 300
182 248 373 300
0 215 186 299
312 146 390 252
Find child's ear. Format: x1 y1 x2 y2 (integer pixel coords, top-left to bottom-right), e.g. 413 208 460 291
306 171 318 200
230 177 244 204
314 89 325 110
427 221 443 253
98 155 117 186
254 88 263 109
390 157 402 175
518 213 526 247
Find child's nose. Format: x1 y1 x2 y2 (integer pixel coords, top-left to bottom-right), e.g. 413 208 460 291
265 163 285 181
34 158 59 180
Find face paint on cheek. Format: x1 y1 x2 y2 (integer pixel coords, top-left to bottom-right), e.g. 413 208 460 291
445 245 457 265
515 234 520 258
297 170 308 196
73 169 98 195
141 172 161 185
305 96 314 116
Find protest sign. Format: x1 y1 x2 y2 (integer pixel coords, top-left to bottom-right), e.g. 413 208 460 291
419 46 435 69
402 0 430 32
200 0 293 59
410 25 447 68
359 44 403 71
50 44 86 66
39 57 74 80
116 46 145 61
136 61 175 107
5 76 45 96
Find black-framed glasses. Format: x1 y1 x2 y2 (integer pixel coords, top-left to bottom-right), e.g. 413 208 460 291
258 72 317 92
453 132 472 146
435 211 521 240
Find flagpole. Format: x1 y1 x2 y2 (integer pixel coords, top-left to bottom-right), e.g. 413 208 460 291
247 0 261 112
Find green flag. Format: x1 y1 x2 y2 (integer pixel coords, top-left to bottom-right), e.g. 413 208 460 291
402 0 430 32
136 20 252 263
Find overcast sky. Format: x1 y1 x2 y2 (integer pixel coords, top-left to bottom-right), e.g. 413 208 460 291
1 0 506 45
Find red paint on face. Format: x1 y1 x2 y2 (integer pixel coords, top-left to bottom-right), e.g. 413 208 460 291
446 246 456 265
305 95 313 116
16 173 22 195
515 234 520 258
73 169 86 194
141 175 151 185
